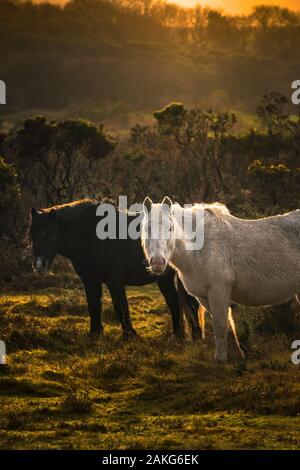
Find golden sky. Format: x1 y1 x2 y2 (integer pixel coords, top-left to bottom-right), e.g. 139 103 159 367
181 0 300 14
32 0 300 15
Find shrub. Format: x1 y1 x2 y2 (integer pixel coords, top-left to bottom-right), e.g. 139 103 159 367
0 156 21 239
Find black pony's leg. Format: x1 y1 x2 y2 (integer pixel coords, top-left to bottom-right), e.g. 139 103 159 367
107 280 137 339
157 274 184 339
82 278 103 336
184 293 202 340
175 276 201 341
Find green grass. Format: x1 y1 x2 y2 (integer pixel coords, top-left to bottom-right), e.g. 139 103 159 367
0 283 300 449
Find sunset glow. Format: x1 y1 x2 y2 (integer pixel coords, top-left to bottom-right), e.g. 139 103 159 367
179 0 300 14
31 0 300 15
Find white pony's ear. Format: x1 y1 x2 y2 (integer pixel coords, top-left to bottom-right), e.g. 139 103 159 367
143 197 153 213
162 196 173 208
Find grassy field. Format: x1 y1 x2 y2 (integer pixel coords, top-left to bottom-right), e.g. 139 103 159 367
0 279 300 450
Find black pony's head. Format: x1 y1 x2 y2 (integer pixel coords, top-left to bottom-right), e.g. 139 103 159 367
29 207 59 273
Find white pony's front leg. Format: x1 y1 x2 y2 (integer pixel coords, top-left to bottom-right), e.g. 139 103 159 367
207 287 231 363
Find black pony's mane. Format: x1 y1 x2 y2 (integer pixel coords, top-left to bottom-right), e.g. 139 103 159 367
27 198 117 244
43 198 97 221
42 197 118 221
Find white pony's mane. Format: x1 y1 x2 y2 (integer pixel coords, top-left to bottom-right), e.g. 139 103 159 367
187 202 231 220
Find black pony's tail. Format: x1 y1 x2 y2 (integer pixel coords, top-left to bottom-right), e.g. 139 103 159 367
176 274 204 340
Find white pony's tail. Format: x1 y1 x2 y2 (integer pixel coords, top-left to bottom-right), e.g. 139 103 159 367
228 307 237 339
227 306 246 364
199 305 206 340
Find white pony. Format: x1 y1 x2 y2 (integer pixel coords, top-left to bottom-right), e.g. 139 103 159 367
141 196 300 364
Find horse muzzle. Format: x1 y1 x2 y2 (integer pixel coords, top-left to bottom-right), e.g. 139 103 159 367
150 256 167 274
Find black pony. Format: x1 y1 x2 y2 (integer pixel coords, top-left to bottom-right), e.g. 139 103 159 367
29 199 200 339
